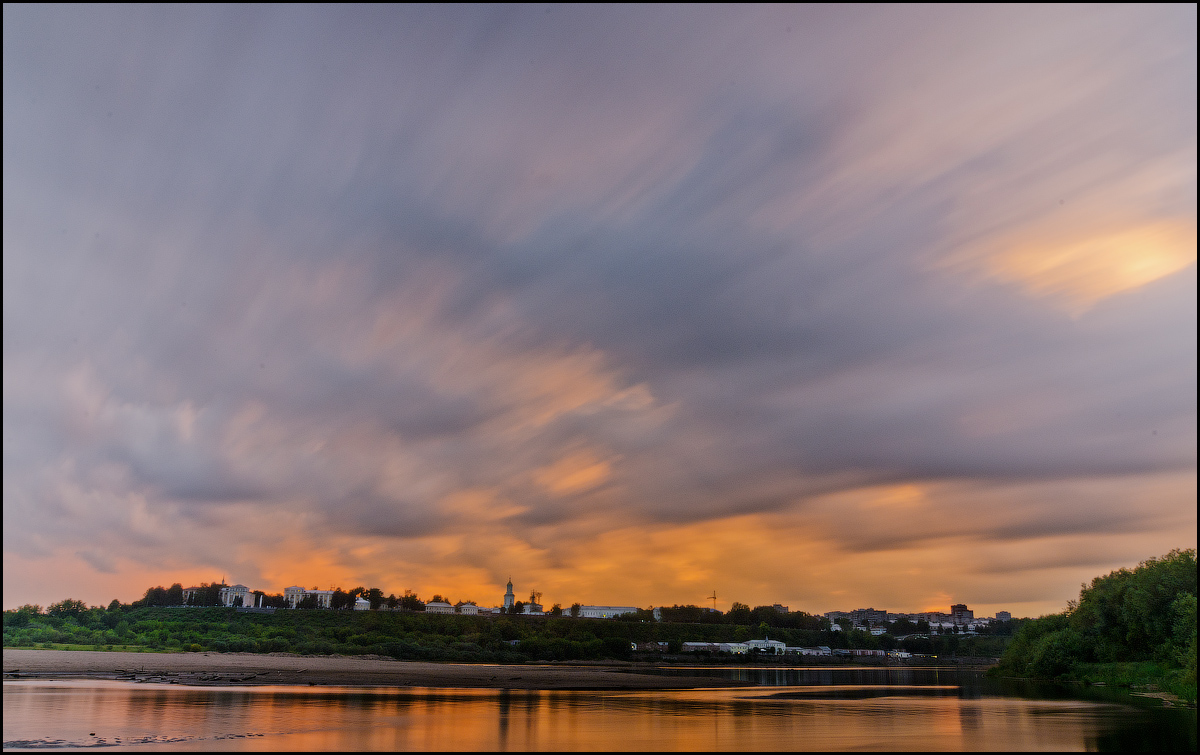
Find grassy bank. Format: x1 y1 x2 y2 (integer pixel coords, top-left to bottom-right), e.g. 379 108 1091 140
1074 661 1197 703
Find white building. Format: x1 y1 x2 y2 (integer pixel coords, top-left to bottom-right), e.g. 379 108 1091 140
745 639 786 654
718 642 749 654
458 602 479 615
578 605 639 619
284 586 334 609
219 584 251 608
354 597 371 611
502 579 515 611
426 601 454 614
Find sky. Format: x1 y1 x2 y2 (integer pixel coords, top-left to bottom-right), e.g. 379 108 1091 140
3 5 1195 618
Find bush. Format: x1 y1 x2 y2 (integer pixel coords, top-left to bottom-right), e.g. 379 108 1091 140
1027 627 1087 679
601 636 631 659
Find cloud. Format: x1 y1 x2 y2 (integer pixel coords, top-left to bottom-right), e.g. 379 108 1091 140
3 4 1194 614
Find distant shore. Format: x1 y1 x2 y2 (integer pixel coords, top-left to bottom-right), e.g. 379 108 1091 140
2 649 753 690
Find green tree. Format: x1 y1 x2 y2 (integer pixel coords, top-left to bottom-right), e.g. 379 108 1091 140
1170 593 1197 678
399 591 423 612
727 602 751 625
48 599 88 617
137 586 168 607
995 548 1197 690
367 588 385 610
570 603 581 618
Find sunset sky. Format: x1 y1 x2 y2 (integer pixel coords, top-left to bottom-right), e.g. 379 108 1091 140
4 5 1195 618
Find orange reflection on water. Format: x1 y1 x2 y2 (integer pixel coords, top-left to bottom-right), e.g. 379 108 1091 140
4 678 1185 751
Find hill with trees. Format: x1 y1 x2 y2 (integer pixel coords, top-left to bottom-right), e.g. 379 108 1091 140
5 594 1009 664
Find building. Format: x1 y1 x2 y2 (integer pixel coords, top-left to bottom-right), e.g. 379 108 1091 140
578 606 639 619
219 584 251 608
636 641 670 652
284 586 334 609
995 611 1011 621
182 586 205 605
745 639 786 654
772 603 789 614
522 602 544 615
503 579 515 611
849 607 888 626
950 604 974 624
788 646 832 656
458 602 479 615
682 642 720 652
426 601 454 614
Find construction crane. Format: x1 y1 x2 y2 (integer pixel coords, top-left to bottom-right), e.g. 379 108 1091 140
709 591 718 612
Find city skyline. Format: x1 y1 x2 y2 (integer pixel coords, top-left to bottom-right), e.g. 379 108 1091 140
4 5 1195 617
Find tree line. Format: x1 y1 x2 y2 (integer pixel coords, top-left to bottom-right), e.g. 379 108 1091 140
5 601 1007 662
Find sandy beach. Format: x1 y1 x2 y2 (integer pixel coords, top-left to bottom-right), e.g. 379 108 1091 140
3 649 749 690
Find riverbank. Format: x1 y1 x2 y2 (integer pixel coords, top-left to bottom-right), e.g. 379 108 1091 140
988 660 1196 708
2 648 753 690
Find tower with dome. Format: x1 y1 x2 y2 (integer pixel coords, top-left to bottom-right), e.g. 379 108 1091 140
503 578 515 611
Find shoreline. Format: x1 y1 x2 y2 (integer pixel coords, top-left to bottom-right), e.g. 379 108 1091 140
3 649 753 691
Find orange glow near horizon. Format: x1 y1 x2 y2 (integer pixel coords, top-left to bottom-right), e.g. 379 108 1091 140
6 471 1193 620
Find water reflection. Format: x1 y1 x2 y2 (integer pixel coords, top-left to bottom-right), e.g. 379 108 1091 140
4 675 1194 751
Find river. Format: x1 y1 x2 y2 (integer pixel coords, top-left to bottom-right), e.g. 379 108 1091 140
3 666 1194 750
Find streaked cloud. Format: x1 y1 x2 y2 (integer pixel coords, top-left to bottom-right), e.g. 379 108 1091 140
3 4 1194 616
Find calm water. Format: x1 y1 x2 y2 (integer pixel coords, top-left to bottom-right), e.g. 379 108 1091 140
3 667 1195 751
